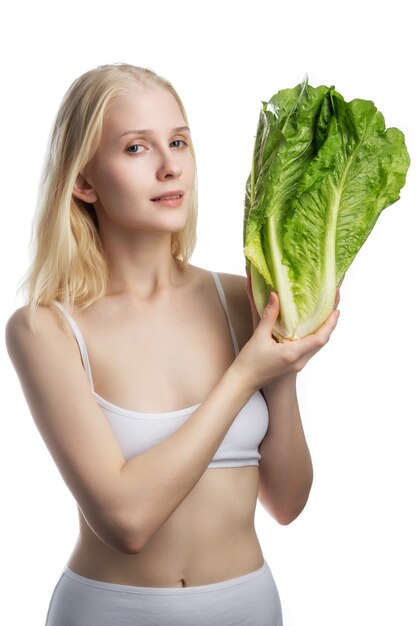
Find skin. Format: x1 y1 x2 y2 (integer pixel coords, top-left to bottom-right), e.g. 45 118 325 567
5 83 340 587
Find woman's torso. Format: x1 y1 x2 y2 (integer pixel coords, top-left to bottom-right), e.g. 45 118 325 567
53 265 267 587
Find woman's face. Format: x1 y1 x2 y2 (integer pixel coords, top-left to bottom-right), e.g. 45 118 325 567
80 84 195 235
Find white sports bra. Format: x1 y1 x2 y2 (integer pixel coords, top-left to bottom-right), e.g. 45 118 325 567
52 271 269 469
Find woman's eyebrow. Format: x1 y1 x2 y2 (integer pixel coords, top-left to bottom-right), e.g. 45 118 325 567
119 126 191 138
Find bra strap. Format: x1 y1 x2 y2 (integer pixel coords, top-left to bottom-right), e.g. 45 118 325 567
210 272 240 356
51 301 95 391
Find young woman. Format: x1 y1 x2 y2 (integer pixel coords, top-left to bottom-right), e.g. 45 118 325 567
5 63 339 626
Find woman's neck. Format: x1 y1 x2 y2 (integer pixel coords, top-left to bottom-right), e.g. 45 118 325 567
101 231 185 299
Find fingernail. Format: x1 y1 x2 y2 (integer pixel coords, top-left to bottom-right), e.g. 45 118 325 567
268 292 274 305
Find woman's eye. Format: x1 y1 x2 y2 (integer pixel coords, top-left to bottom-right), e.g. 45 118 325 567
126 139 187 155
127 144 145 154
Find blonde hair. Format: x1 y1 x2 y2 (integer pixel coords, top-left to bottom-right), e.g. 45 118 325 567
18 63 198 324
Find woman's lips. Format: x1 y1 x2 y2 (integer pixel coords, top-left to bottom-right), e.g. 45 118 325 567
151 195 184 207
151 190 184 201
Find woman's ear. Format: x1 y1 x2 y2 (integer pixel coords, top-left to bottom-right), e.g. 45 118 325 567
73 173 98 203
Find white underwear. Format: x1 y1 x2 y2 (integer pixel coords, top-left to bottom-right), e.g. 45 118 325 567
45 560 282 625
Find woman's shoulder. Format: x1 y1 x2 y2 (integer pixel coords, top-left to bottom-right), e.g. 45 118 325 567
213 270 247 304
5 302 77 351
192 265 254 350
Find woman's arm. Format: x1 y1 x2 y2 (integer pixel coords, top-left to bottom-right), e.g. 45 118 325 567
257 281 342 525
4 305 251 555
5 294 336 555
258 373 313 525
223 271 339 526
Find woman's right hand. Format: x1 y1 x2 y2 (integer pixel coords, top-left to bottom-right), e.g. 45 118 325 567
233 291 340 394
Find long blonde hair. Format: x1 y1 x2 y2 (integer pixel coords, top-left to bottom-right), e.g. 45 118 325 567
18 63 198 323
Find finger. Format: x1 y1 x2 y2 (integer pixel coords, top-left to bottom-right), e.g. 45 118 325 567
257 291 280 336
288 309 340 360
314 308 340 345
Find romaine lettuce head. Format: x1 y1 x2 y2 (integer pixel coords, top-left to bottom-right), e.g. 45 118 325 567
244 78 410 340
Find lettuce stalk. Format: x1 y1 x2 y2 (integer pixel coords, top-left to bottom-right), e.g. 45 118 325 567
244 78 410 340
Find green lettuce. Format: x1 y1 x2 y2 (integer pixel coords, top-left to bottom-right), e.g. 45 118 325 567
244 77 410 340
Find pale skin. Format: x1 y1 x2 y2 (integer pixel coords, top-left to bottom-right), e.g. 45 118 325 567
5 83 340 587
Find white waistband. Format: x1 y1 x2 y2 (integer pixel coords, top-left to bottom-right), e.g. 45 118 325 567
62 561 269 596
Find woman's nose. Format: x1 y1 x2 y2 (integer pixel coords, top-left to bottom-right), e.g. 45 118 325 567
156 151 182 180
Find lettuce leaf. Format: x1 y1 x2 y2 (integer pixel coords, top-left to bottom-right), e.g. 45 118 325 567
244 79 410 340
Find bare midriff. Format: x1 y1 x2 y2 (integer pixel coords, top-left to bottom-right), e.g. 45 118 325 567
67 465 264 588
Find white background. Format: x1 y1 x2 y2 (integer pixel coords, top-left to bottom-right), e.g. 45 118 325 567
1 1 416 625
